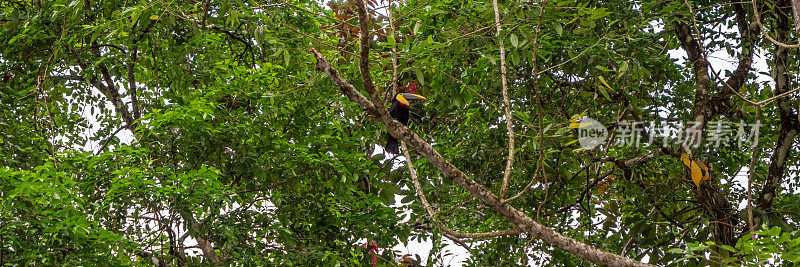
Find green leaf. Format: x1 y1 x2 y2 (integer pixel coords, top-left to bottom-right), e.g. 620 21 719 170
598 76 613 90
785 253 800 263
595 65 613 72
616 61 629 79
769 226 782 236
564 139 579 146
379 188 394 205
486 54 497 65
721 244 736 252
596 76 612 101
131 10 141 27
414 68 425 86
667 248 684 254
510 34 519 47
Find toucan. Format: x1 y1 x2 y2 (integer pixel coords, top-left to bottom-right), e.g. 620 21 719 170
385 93 426 154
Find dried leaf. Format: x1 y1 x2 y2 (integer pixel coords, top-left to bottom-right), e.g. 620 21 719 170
681 153 709 189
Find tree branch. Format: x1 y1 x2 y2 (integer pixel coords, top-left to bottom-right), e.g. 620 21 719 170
752 0 800 48
128 18 156 121
72 46 139 136
676 2 710 131
402 142 521 239
309 47 651 266
756 2 800 210
492 0 516 199
354 0 383 106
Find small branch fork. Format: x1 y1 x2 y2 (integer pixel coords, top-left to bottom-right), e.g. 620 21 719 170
402 142 521 239
752 0 800 48
387 0 518 240
492 0 516 199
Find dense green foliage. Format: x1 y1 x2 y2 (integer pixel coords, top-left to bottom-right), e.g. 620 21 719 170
2 0 800 265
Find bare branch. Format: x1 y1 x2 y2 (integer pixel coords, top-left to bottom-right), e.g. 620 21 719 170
679 0 711 130
72 46 139 136
354 0 383 106
746 107 761 233
493 0 516 198
752 0 800 48
402 142 522 239
386 0 400 102
756 6 800 211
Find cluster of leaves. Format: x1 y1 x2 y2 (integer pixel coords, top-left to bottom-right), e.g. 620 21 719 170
670 225 800 265
1 0 412 265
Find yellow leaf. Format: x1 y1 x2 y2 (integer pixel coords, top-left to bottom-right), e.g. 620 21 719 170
680 153 710 189
564 139 580 146
689 162 703 189
696 161 710 181
149 15 159 20
598 76 613 90
569 122 592 128
680 153 692 166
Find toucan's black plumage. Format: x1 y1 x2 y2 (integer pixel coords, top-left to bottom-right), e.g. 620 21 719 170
385 93 426 154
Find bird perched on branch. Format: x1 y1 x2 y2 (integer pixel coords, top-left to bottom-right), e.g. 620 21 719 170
385 93 426 154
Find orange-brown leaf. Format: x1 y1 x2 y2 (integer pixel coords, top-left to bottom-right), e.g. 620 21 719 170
680 153 709 189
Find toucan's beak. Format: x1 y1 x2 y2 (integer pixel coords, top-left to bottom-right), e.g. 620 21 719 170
403 93 426 101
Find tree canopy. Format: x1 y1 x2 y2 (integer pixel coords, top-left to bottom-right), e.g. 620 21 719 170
2 0 800 265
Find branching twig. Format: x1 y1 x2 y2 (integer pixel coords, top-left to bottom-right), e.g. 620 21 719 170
752 0 800 48
386 0 400 102
402 142 522 239
94 125 127 155
746 106 761 233
536 37 603 75
354 0 382 106
493 0 516 198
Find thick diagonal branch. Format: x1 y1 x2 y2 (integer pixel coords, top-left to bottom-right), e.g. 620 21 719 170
708 3 760 118
313 2 650 264
309 47 650 267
